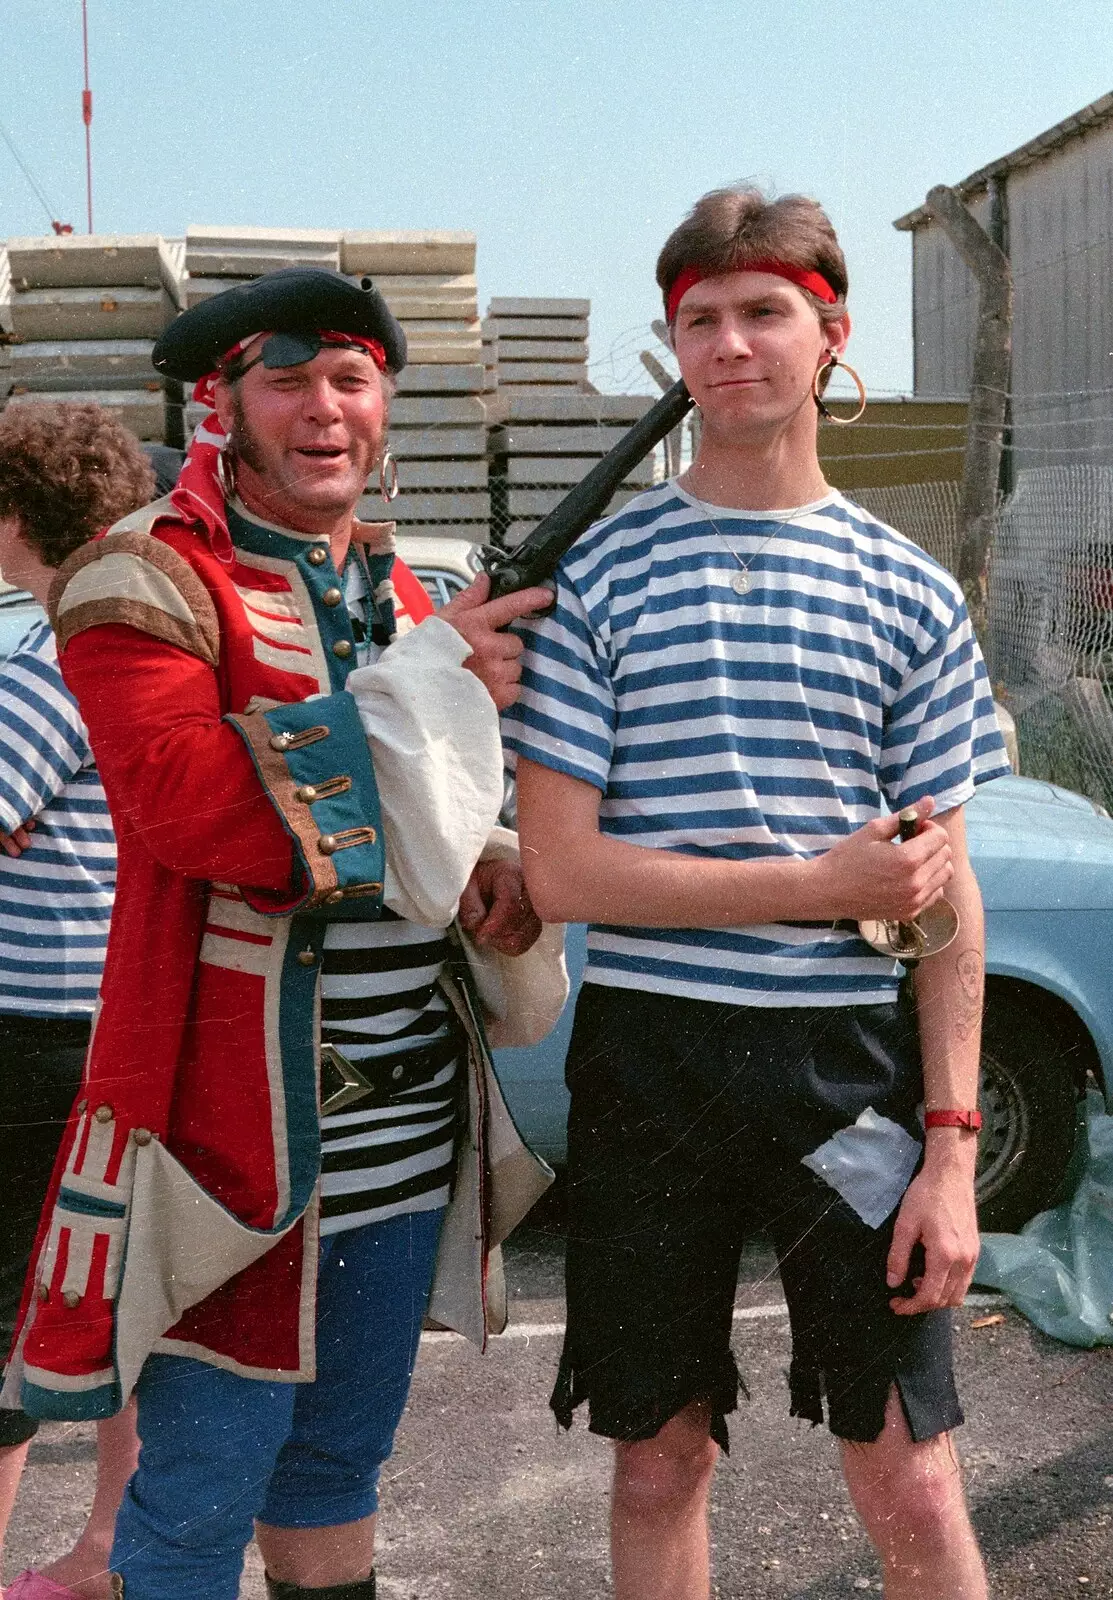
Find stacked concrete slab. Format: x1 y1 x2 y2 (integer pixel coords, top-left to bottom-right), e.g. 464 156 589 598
483 297 590 393
342 233 489 541
343 231 481 364
481 322 499 393
3 235 182 441
488 391 657 548
182 225 340 308
0 224 663 553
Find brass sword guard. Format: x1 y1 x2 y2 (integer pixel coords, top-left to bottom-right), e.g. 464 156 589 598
858 898 960 961
857 806 961 964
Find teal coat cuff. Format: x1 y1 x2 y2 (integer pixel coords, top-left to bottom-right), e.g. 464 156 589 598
226 691 385 915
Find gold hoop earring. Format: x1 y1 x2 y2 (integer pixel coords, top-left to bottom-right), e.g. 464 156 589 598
813 353 867 425
379 450 399 503
216 448 237 498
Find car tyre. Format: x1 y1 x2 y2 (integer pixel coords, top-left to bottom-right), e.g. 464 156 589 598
975 995 1082 1233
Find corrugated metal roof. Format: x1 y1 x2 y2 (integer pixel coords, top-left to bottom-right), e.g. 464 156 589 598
894 90 1113 231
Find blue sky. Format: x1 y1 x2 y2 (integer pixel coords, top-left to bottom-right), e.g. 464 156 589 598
2 1 1110 393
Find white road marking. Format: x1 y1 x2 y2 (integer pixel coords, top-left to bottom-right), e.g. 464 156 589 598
422 1292 1004 1344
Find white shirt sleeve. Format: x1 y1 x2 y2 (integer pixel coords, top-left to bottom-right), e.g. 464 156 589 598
345 616 505 925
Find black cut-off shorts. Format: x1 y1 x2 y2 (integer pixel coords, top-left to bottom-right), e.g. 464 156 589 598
553 983 964 1450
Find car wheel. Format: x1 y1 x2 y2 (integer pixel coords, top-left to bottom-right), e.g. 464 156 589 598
974 996 1082 1233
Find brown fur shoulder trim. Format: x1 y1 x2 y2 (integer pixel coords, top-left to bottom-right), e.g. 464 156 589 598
48 529 220 668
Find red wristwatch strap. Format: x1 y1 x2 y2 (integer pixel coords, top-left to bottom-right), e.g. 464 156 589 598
924 1108 983 1132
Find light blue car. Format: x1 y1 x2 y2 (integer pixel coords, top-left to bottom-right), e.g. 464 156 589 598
495 774 1113 1234
0 590 44 659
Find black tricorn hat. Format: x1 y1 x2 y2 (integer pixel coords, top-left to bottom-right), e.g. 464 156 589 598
152 266 407 381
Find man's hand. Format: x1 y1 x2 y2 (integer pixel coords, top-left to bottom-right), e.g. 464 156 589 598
886 1150 980 1315
439 573 555 711
458 859 543 955
809 798 953 922
0 818 36 858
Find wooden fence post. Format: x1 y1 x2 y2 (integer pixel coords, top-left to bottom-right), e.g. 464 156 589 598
922 184 1014 643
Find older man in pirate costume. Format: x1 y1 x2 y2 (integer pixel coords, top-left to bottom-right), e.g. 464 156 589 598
1 268 557 1600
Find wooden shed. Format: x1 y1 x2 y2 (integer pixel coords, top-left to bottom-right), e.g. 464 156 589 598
894 92 1113 474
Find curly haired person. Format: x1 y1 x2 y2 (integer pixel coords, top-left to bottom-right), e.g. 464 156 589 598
0 403 154 1599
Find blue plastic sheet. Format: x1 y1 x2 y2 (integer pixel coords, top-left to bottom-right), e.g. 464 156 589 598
975 1093 1113 1348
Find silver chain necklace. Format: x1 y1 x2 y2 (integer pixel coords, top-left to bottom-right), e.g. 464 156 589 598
688 491 800 597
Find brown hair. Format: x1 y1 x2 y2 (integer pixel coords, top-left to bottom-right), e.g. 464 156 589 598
0 402 155 568
657 186 849 325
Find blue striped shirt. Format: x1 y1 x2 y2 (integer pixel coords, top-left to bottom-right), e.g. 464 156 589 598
0 620 114 1017
502 483 1011 1007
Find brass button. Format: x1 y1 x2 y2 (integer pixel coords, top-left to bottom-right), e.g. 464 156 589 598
77 1098 87 1113
269 732 293 752
297 948 318 967
332 639 353 660
322 586 343 607
132 1127 153 1146
62 1290 81 1309
37 1281 49 1302
94 1103 114 1124
324 890 345 905
317 835 338 855
307 546 329 566
295 784 318 803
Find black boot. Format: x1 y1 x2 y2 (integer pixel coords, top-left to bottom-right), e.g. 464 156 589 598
265 1575 375 1600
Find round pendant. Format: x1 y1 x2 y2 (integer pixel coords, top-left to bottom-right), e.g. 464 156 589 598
731 571 751 595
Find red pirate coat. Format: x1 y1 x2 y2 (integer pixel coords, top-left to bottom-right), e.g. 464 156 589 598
2 493 551 1421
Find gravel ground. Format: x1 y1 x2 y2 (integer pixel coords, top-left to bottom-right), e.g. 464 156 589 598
5 1208 1112 1598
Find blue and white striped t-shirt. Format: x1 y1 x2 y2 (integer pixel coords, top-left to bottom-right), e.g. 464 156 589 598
502 482 1011 1008
0 620 115 1017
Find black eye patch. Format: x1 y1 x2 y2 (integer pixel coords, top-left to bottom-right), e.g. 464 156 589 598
260 331 324 368
224 330 374 383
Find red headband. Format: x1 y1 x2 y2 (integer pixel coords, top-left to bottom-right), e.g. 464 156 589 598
219 329 389 374
192 329 388 408
301 330 388 370
666 261 839 324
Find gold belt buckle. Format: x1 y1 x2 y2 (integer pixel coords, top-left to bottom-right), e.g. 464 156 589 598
320 1043 376 1114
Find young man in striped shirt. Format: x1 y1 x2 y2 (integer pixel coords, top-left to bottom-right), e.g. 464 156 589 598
505 188 1010 1600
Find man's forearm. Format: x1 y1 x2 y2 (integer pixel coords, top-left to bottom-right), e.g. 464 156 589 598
912 855 985 1174
521 823 831 929
519 799 952 934
883 809 985 1313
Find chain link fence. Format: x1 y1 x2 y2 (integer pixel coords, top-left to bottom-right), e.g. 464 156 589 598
859 470 1113 811
854 480 963 576
984 466 1113 808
